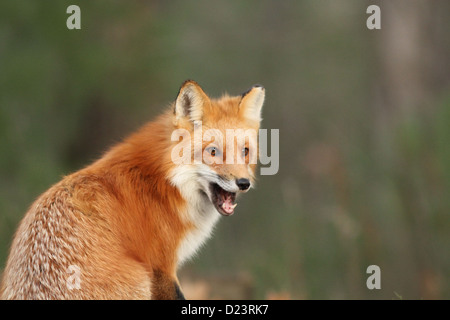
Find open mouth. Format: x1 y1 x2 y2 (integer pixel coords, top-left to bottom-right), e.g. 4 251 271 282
210 183 237 216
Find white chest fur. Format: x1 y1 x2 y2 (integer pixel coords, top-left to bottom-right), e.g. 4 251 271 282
177 203 220 265
169 165 221 266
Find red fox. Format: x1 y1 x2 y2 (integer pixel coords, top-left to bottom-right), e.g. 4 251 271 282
0 80 265 299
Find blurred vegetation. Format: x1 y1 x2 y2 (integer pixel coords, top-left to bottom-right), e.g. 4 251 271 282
0 0 449 299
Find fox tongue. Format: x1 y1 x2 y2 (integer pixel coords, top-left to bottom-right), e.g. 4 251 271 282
221 195 237 214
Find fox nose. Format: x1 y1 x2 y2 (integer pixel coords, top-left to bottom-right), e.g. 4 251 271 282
236 178 251 191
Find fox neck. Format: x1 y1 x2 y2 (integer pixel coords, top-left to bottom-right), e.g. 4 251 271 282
98 113 221 268
169 165 221 265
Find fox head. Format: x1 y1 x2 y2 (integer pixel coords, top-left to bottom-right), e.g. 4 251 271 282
170 80 265 216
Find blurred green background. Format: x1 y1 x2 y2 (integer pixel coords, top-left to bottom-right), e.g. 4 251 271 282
1 0 449 299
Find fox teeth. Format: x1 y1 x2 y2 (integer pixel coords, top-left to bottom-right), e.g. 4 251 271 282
221 203 238 209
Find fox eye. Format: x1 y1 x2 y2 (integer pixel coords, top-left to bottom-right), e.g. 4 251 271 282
207 147 219 157
242 147 249 157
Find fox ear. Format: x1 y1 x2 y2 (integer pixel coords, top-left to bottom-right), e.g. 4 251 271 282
175 80 209 122
239 85 265 122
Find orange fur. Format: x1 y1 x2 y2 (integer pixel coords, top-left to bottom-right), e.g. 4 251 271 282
0 81 264 299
